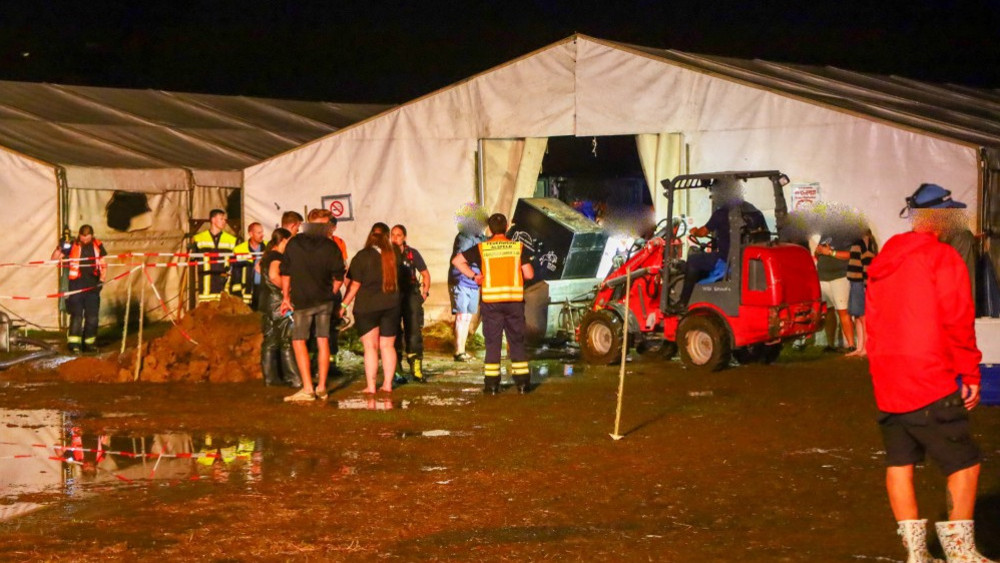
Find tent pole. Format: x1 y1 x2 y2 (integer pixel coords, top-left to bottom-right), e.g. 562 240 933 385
477 139 486 205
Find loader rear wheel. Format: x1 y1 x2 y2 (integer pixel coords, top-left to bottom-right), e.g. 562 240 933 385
677 315 731 372
579 310 623 365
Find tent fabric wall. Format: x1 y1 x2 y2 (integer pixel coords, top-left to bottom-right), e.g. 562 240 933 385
0 151 58 327
481 138 548 218
636 133 685 219
0 80 386 328
575 39 979 242
244 35 994 322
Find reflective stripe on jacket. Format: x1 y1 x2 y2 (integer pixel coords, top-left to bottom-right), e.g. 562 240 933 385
192 230 236 271
479 237 524 303
68 240 106 281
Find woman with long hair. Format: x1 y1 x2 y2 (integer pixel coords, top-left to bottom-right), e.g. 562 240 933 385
342 224 401 393
259 228 302 387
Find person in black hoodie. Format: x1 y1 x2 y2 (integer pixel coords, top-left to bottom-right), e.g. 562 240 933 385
279 209 346 402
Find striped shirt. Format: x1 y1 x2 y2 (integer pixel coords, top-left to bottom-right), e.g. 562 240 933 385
847 238 877 282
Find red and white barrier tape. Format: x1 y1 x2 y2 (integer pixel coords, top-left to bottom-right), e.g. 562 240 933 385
143 266 199 346
0 266 138 300
0 253 262 269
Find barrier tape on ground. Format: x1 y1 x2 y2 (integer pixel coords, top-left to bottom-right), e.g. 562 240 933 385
0 266 139 300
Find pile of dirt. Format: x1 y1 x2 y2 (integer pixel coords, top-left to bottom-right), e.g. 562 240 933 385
57 293 263 383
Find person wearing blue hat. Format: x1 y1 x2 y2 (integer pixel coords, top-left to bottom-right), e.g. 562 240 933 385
903 183 977 302
866 184 990 561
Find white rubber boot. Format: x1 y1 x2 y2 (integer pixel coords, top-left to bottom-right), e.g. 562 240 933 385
898 520 943 563
935 520 995 563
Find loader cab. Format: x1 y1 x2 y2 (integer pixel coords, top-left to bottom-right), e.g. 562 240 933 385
661 171 790 316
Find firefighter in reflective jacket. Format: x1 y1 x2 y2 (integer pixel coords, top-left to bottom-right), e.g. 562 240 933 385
51 224 107 353
190 209 237 304
230 222 265 309
452 213 534 394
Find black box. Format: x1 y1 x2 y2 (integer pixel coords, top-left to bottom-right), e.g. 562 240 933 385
509 198 608 284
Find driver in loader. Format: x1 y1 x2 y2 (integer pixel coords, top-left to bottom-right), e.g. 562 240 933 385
676 179 766 311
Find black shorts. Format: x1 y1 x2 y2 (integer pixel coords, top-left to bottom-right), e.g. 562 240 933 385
354 306 401 338
878 391 981 475
291 302 333 341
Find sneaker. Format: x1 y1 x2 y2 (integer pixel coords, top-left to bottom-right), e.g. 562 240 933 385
283 389 315 402
392 373 409 387
454 353 472 362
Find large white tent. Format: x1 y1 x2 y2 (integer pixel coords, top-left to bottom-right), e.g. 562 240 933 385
0 81 389 328
245 34 1000 321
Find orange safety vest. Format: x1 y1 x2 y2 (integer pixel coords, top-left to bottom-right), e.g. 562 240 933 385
68 240 106 281
479 236 525 303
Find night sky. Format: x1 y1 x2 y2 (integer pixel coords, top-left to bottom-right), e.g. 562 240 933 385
2 1 999 104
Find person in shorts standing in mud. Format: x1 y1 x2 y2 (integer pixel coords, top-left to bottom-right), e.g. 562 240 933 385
866 193 992 562
279 209 345 402
390 224 430 382
452 213 534 395
342 223 401 394
449 206 487 362
51 225 107 353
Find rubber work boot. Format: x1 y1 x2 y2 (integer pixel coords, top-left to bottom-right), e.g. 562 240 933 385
261 349 284 386
411 356 425 383
935 520 994 562
483 376 501 395
514 375 531 394
897 520 943 563
280 347 303 388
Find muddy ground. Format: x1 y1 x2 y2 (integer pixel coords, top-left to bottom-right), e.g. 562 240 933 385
2 335 999 561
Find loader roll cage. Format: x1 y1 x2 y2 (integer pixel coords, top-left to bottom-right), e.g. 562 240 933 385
659 171 790 315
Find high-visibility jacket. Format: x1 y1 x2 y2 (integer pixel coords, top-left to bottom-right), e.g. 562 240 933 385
231 240 263 304
479 236 525 303
332 235 348 264
68 239 106 281
191 229 236 301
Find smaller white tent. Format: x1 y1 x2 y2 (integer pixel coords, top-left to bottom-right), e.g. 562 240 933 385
0 81 390 328
245 35 1000 321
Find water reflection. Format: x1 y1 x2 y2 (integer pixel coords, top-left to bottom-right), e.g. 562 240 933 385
0 408 260 522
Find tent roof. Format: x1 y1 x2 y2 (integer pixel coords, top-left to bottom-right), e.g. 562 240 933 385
613 37 1000 147
268 34 1000 153
0 80 392 173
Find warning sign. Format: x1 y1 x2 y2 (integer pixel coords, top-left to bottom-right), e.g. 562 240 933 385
790 183 821 211
321 194 353 222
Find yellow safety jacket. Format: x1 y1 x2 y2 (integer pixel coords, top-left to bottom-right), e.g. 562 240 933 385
479 236 525 303
191 229 236 302
231 240 262 304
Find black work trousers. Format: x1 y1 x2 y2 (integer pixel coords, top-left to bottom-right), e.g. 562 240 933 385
66 291 100 346
481 301 527 364
395 290 425 358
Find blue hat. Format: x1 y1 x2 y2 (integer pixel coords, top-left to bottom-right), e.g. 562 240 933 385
900 183 966 217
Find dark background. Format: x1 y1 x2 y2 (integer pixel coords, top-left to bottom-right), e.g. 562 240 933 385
2 1 998 103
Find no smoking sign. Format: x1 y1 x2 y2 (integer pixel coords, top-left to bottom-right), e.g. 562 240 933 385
321 194 353 221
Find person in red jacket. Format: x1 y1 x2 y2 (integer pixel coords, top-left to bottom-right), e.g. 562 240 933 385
866 197 991 562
